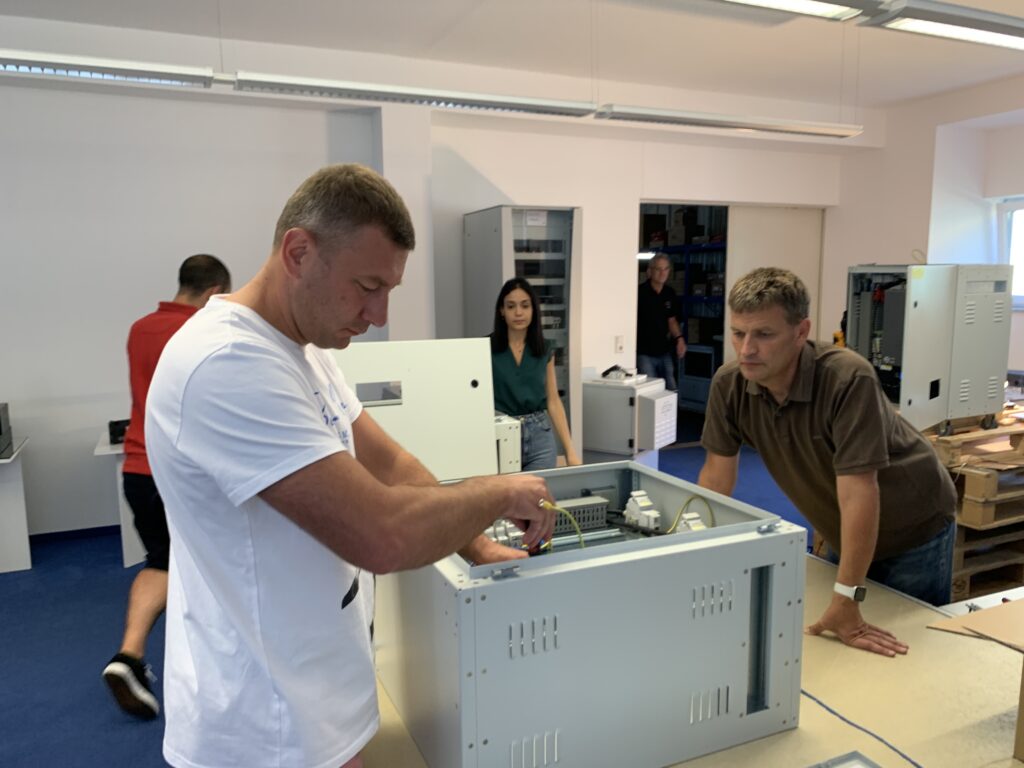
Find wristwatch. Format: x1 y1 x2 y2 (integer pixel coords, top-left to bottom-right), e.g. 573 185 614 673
833 582 867 602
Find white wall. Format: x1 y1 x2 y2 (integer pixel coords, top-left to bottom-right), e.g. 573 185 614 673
725 206 825 358
823 73 1024 377
431 114 841 376
984 123 1024 200
0 83 365 533
928 125 997 265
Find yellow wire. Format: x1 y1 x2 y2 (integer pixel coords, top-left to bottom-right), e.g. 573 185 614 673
540 500 586 549
666 494 715 534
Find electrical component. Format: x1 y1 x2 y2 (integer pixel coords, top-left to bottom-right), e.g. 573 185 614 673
624 490 661 531
551 495 608 534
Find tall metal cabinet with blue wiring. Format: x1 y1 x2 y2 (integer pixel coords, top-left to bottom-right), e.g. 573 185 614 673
374 461 807 768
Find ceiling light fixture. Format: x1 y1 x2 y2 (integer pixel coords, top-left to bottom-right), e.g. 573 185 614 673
859 0 1024 50
0 49 216 88
595 104 863 138
712 0 881 21
234 72 598 117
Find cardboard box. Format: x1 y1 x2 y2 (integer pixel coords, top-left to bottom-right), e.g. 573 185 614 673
667 225 687 246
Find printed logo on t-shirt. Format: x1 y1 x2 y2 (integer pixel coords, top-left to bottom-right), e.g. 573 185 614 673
313 385 352 449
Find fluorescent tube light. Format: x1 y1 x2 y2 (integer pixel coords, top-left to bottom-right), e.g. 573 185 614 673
860 0 1024 50
234 72 597 117
712 0 881 21
595 104 863 139
637 251 658 260
0 49 215 88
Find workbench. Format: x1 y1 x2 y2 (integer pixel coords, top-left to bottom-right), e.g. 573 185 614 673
363 556 1022 768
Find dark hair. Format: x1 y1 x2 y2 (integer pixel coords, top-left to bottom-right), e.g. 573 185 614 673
178 254 231 295
490 277 546 357
728 267 809 325
273 164 415 254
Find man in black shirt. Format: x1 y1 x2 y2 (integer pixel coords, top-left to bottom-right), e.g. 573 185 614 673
636 253 686 389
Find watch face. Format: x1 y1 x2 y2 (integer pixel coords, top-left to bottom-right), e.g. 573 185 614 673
854 586 867 602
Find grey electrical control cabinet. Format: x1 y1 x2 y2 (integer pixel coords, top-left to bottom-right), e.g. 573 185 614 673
581 377 677 455
463 206 582 452
846 264 1013 431
374 462 806 768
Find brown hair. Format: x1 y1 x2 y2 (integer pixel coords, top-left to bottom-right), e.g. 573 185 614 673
273 164 415 253
728 267 809 325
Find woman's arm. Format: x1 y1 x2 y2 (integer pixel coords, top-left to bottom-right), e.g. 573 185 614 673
544 358 581 466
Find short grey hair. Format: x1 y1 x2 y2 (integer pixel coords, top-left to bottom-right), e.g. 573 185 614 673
728 267 809 325
273 164 415 253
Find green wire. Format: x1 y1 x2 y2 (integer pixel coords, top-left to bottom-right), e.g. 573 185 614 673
666 494 715 534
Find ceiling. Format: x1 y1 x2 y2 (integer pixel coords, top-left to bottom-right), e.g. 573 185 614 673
2 0 1024 108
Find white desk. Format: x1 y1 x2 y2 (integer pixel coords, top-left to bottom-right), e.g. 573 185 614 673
0 438 31 573
93 431 146 568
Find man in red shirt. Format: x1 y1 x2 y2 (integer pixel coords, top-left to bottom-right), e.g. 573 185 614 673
103 254 231 719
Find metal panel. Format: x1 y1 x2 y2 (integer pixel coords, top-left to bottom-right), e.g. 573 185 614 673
334 338 498 480
377 462 806 768
947 265 1013 419
898 265 957 430
463 206 507 338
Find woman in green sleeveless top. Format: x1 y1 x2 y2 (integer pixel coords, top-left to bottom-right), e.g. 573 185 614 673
490 277 581 471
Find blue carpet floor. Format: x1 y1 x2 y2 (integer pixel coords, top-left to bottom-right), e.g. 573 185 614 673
0 529 166 767
658 444 811 537
0 449 803 767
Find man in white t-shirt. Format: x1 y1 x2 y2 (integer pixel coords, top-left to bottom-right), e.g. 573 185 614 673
146 164 555 768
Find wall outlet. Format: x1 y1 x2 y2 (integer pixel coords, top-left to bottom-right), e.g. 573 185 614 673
614 335 624 354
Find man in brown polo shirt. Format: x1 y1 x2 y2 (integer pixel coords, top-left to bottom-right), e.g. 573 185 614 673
699 267 956 657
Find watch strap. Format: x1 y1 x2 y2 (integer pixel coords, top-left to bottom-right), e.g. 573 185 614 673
833 581 867 601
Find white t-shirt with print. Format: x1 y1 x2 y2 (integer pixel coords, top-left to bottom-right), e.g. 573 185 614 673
146 297 376 768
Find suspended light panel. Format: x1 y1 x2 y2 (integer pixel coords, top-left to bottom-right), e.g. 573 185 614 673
860 0 1024 50
713 0 879 21
0 49 215 88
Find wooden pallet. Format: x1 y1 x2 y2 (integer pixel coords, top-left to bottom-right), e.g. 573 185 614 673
952 518 1024 600
954 520 1024 570
952 558 1024 602
953 458 1024 529
932 424 1024 467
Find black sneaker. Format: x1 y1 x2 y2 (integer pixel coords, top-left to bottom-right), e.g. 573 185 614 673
102 653 160 719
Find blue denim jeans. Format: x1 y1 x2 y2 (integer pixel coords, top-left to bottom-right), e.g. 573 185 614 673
637 353 677 391
827 519 955 605
519 411 557 471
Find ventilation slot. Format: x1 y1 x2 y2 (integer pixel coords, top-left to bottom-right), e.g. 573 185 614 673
994 300 1006 323
510 729 560 767
691 580 735 619
509 615 559 659
958 379 971 403
747 566 771 716
690 686 730 724
963 300 977 324
988 377 1002 400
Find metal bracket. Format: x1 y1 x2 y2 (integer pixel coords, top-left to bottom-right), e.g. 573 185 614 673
490 565 522 580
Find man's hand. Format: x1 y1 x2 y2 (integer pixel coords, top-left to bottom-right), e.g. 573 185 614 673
491 474 556 550
675 336 687 358
805 597 908 657
461 535 528 565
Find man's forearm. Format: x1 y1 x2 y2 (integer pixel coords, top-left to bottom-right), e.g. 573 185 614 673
835 474 880 586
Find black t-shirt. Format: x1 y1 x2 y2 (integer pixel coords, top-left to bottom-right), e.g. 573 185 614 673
636 281 677 356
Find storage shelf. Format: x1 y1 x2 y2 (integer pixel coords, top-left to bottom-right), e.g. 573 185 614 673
515 253 566 261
